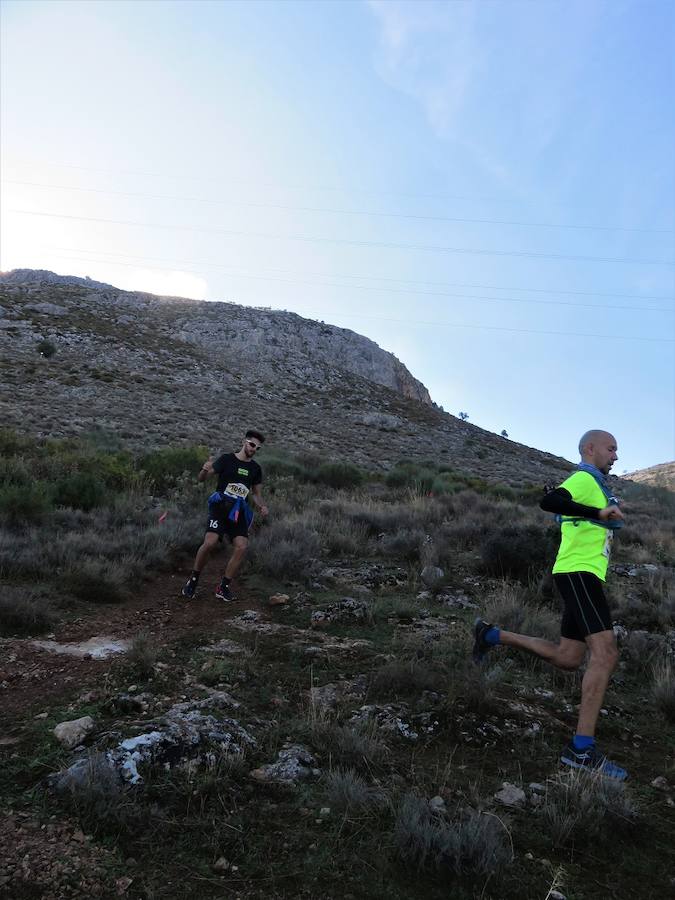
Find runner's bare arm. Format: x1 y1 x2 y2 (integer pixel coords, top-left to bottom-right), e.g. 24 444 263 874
198 457 215 483
251 484 269 517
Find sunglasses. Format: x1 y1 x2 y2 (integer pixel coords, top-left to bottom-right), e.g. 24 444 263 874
245 440 262 451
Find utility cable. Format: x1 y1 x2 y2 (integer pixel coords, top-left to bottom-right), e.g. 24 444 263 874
10 208 675 267
5 178 673 235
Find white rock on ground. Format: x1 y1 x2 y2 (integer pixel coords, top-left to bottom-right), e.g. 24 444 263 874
494 782 526 807
53 717 95 749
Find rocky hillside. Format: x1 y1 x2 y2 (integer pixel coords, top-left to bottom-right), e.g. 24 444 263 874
0 269 571 484
626 461 675 491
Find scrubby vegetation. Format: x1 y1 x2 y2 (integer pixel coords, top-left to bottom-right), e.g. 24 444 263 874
1 427 674 899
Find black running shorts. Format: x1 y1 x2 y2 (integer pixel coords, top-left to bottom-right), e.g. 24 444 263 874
554 571 613 642
206 499 250 542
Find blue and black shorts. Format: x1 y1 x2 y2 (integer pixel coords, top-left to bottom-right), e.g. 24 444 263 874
206 497 250 542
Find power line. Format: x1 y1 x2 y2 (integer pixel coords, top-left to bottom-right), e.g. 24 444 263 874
291 309 675 345
32 250 674 343
62 246 670 302
11 158 673 224
49 248 673 313
0 160 598 208
10 208 675 267
5 178 673 235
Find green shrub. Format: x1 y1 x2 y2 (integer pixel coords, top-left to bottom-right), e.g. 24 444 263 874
314 461 364 489
0 428 30 456
63 561 127 603
52 472 107 511
480 525 556 582
385 464 435 493
263 454 310 481
0 457 32 486
0 482 53 528
430 474 466 495
139 446 206 493
0 587 55 635
94 452 138 491
37 338 56 358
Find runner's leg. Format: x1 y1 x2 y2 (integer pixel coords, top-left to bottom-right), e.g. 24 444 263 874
194 531 220 571
498 632 586 670
576 629 618 737
224 535 249 580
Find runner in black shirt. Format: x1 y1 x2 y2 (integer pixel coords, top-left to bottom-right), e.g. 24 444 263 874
181 430 269 602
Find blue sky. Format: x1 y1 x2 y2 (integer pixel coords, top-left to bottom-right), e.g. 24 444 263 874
2 0 673 473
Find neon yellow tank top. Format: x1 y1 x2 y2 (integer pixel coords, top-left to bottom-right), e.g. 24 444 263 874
552 471 612 581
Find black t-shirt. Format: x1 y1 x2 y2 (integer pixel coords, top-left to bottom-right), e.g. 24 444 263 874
212 453 262 502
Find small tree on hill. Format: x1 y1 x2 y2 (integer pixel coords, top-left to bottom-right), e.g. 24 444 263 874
37 339 56 358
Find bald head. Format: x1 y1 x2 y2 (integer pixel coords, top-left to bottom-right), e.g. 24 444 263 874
578 430 618 475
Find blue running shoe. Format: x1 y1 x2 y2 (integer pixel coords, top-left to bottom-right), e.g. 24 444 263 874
181 576 197 599
472 618 496 664
215 580 235 602
560 742 628 781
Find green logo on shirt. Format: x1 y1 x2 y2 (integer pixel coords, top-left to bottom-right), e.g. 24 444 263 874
237 467 249 476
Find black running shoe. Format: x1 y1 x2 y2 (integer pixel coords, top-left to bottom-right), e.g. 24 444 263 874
560 742 628 780
181 577 197 599
215 580 235 602
472 617 495 664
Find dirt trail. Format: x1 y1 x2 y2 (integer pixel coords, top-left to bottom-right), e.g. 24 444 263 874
0 563 267 730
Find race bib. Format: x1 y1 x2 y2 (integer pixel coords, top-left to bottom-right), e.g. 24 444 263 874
223 482 249 499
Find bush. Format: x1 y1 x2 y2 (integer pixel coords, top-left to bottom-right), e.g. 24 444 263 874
63 561 127 603
448 661 500 715
379 528 425 563
621 629 667 673
0 428 30 456
325 768 384 817
314 461 364 489
310 720 386 773
480 526 556 582
250 521 321 580
538 769 638 846
386 464 435 493
139 446 206 493
263 455 310 481
94 451 138 491
318 516 368 557
61 752 151 839
37 339 56 358
0 482 53 528
0 587 55 635
52 472 107 511
430 473 466 496
371 657 448 699
652 658 675 722
484 583 560 642
127 631 157 680
393 793 510 877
